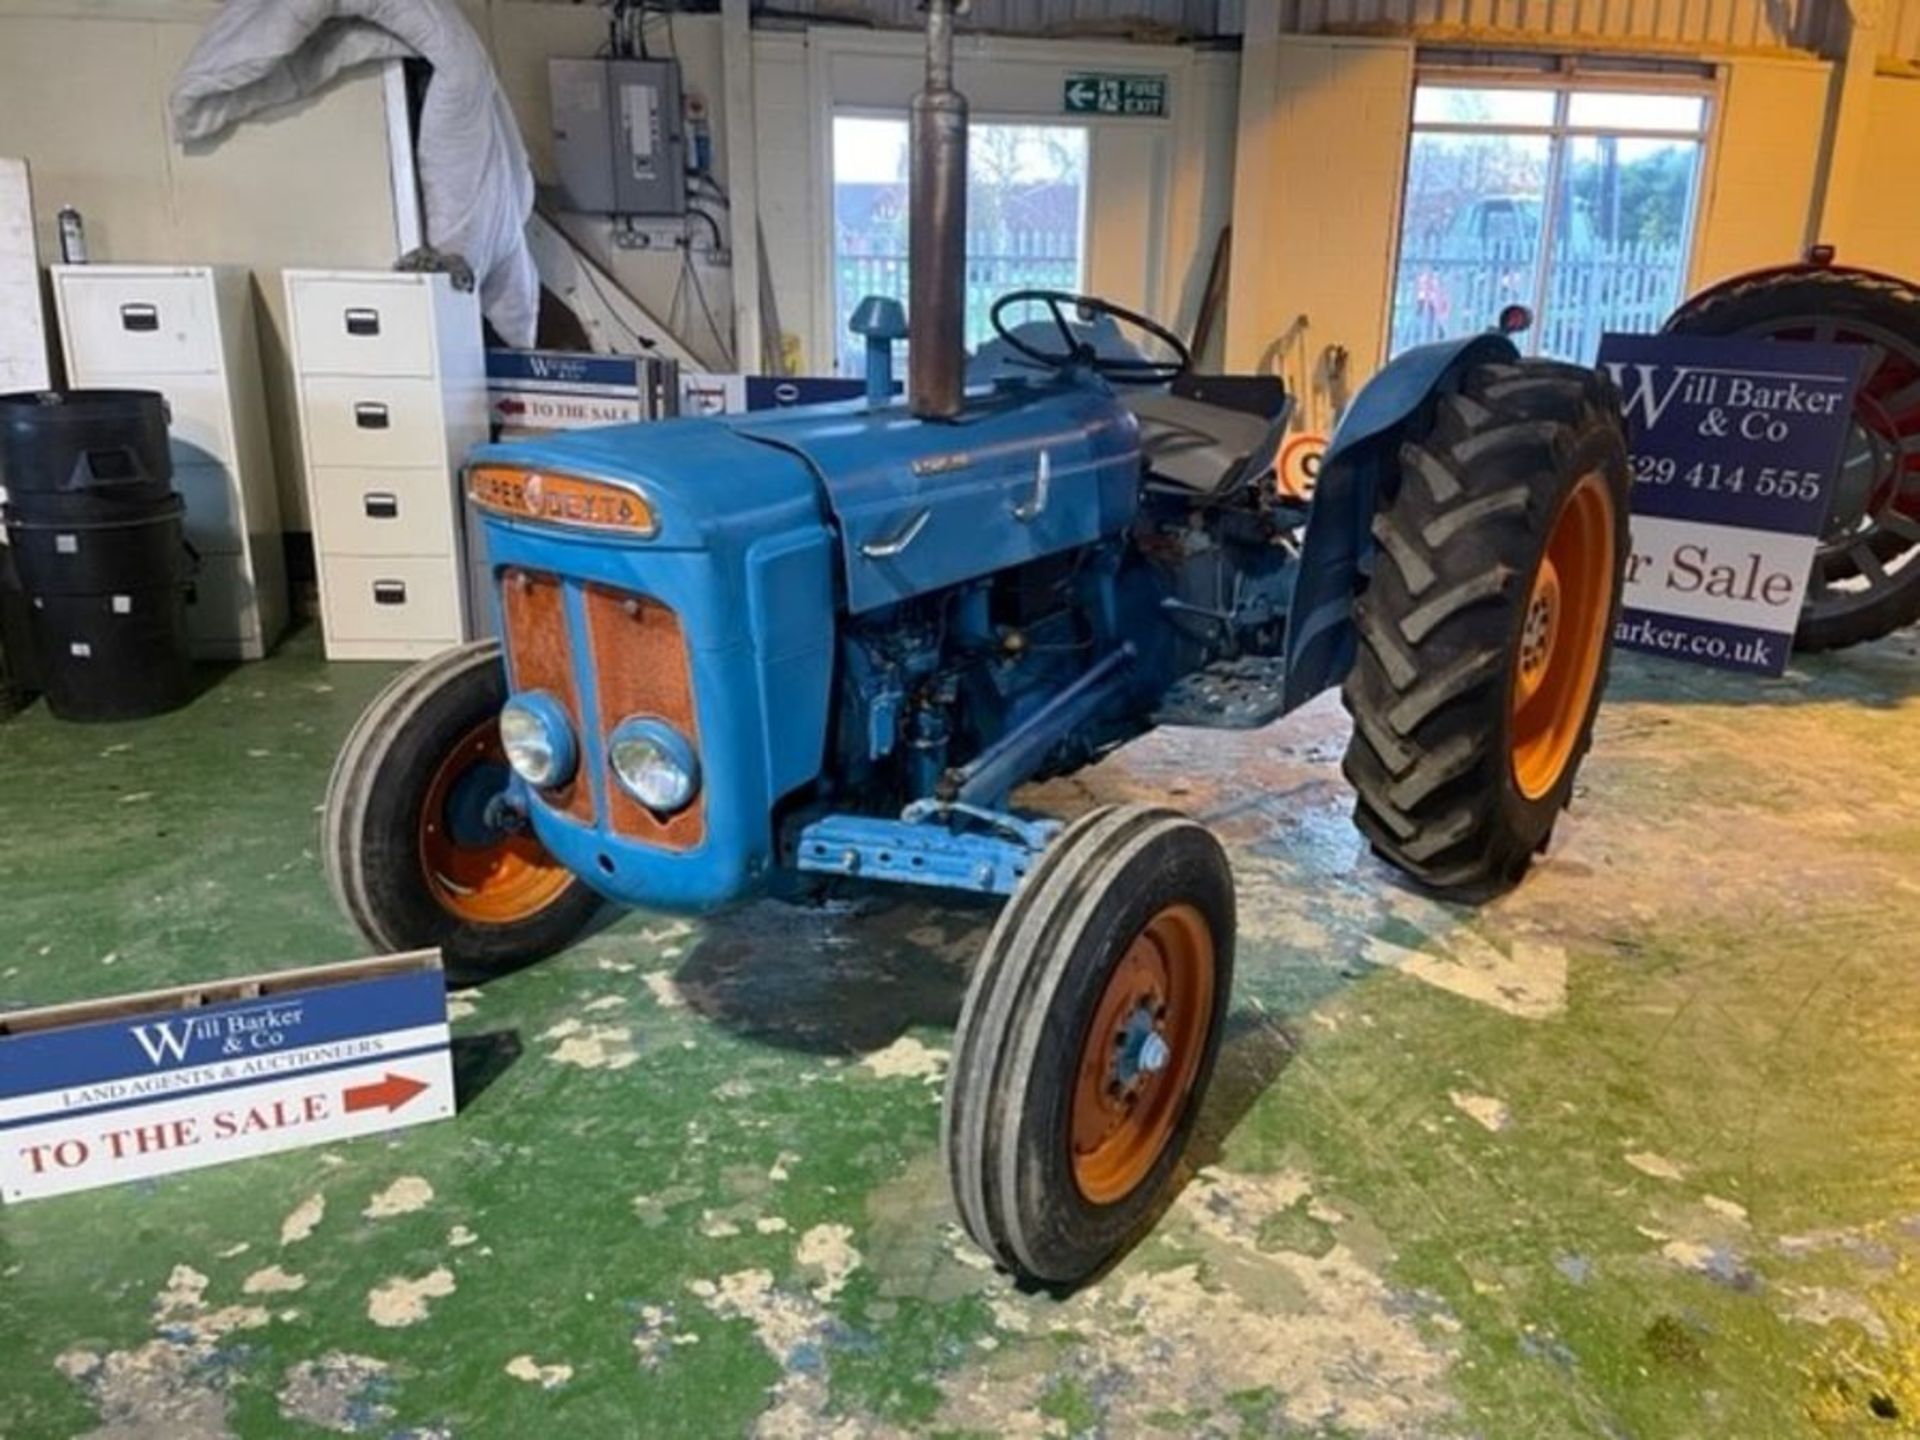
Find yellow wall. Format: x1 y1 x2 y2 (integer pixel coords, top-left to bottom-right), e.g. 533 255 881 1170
1833 73 1920 278
1225 30 1414 433
1690 56 1831 290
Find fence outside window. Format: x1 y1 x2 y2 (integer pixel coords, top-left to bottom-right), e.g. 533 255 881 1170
831 116 1088 376
1392 236 1690 361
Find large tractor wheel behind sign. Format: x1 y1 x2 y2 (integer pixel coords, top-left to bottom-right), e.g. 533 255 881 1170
1665 265 1920 652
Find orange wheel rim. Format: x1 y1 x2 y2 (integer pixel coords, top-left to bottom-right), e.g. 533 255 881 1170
1070 903 1216 1205
418 720 575 924
1510 471 1615 801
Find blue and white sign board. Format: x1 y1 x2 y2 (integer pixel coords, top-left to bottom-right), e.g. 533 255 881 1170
0 953 453 1203
488 348 646 436
1598 333 1867 675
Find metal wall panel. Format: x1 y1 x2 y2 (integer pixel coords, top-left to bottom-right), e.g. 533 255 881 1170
754 0 1235 38
753 0 1918 61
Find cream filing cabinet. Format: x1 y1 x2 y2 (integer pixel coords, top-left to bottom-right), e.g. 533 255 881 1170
51 264 287 660
284 270 489 661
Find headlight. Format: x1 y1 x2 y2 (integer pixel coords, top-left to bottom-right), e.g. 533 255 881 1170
498 691 576 788
607 718 700 814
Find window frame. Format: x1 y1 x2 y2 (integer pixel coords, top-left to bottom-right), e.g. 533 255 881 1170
1389 66 1717 361
824 106 1095 377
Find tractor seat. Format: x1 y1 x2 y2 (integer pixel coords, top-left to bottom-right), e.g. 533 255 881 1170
1125 388 1293 496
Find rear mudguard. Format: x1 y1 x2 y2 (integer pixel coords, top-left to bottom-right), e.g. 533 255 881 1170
1279 331 1520 712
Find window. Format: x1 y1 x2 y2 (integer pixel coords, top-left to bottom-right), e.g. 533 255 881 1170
1390 84 1709 363
831 115 1089 376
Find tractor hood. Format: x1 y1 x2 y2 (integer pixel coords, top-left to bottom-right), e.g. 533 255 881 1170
467 379 1140 616
467 417 825 563
727 381 1140 613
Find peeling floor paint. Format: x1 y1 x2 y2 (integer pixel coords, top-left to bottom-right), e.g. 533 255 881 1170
1369 930 1568 1019
240 1265 306 1295
540 1018 639 1071
503 1354 574 1389
936 1167 1460 1438
1625 1151 1688 1182
362 1175 434 1219
1449 1090 1512 1133
644 972 687 1010
795 1223 861 1302
857 1036 948 1081
366 1267 457 1328
276 1353 391 1435
278 1193 325 1245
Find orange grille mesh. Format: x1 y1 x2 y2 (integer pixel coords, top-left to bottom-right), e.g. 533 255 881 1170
584 585 705 851
499 569 595 826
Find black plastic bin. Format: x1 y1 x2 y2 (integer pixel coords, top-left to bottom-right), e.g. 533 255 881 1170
0 389 193 723
7 497 190 597
29 586 193 722
0 389 173 510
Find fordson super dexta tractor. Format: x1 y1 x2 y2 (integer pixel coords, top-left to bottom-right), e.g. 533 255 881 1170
325 2 1631 1284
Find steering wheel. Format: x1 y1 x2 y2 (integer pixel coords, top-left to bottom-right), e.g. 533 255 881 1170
989 289 1191 384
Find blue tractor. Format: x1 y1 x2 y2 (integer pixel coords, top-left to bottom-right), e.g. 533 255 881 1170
324 2 1630 1285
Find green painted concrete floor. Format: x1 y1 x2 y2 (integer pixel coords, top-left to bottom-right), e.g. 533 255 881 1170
1 624 1918 1439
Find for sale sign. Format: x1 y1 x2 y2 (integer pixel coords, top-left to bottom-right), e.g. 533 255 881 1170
1597 333 1867 675
0 953 452 1203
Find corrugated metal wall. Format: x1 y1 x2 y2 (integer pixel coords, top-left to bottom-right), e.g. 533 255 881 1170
753 0 1233 38
1256 0 1828 51
754 0 1920 62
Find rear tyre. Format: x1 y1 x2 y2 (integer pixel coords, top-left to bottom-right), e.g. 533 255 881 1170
944 805 1235 1285
1341 360 1630 897
1666 268 1920 651
323 640 604 978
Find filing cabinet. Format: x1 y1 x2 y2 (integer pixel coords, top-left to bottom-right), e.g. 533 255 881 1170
283 270 488 661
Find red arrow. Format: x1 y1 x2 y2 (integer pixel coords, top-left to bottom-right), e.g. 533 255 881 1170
343 1073 430 1114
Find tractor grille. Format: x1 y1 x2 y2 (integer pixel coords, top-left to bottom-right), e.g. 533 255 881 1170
500 569 594 827
583 583 705 851
498 568 705 850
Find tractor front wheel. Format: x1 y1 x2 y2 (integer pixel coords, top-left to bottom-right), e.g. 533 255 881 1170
944 805 1235 1285
1341 360 1631 896
323 640 604 979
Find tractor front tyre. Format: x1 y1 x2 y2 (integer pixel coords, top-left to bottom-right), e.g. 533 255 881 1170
944 805 1235 1286
1341 360 1630 897
323 640 604 980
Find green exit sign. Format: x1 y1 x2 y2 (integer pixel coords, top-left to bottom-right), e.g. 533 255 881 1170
1063 73 1168 118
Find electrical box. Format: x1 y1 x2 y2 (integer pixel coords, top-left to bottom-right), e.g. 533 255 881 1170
550 57 688 217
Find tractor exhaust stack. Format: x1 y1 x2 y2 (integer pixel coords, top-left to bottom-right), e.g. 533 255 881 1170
909 0 969 420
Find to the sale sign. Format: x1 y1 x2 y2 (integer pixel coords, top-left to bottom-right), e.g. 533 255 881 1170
0 953 453 1203
1597 333 1867 674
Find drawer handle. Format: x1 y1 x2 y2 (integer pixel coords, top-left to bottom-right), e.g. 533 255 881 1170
354 401 391 430
372 580 408 606
363 492 399 520
120 303 159 333
344 307 381 337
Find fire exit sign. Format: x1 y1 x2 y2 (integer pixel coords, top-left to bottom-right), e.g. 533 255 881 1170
1064 73 1168 117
